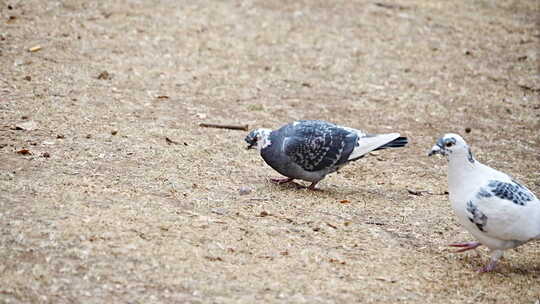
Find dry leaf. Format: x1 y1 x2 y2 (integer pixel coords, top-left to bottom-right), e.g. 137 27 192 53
97 71 111 80
340 199 350 204
16 149 31 155
329 258 346 265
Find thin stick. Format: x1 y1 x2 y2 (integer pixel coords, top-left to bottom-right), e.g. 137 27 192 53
199 122 249 131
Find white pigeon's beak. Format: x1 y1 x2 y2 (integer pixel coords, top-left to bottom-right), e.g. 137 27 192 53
428 145 443 156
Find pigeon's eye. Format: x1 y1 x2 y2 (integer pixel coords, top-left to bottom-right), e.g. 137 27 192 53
445 142 454 148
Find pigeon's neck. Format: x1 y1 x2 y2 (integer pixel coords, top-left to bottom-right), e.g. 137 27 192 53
447 148 477 185
256 129 273 151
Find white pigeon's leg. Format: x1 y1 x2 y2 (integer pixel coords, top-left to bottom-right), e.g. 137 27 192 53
449 241 482 252
478 250 503 273
270 177 294 184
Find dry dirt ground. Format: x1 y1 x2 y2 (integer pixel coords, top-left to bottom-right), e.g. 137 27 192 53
1 0 540 303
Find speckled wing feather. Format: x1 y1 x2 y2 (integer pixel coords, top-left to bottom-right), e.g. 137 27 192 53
282 121 357 172
486 180 535 206
468 178 539 241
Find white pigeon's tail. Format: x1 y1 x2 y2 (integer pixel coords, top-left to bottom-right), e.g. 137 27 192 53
348 133 407 161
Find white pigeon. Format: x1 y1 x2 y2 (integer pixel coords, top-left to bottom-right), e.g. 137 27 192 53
429 133 540 272
245 120 408 190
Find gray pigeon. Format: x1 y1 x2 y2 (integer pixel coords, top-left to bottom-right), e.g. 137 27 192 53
429 133 540 272
245 120 408 189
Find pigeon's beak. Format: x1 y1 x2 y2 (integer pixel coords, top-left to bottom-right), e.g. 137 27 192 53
246 143 255 150
428 145 443 157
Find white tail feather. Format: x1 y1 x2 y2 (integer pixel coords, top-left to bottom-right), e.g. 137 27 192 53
348 133 401 160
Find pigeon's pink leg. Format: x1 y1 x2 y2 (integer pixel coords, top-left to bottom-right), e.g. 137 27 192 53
270 177 294 184
449 241 482 252
478 261 498 273
478 250 503 273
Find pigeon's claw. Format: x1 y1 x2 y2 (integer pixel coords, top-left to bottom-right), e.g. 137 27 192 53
478 261 498 273
270 177 294 184
307 182 320 191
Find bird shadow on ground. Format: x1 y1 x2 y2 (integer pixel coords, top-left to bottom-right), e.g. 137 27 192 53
454 254 540 276
502 263 540 276
265 179 333 193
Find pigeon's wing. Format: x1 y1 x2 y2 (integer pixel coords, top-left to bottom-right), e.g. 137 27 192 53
282 121 357 172
468 179 540 241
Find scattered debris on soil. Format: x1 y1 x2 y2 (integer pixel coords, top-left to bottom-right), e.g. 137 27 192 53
28 45 42 52
97 71 112 80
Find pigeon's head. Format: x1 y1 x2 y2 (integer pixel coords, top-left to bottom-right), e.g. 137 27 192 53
428 133 469 157
245 128 272 150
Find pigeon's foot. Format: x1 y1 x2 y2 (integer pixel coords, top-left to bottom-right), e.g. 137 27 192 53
478 250 503 273
270 178 321 190
449 241 482 252
270 177 294 184
307 182 321 191
270 178 308 190
478 261 498 273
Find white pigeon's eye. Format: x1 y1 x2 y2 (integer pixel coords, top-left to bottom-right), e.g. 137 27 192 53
445 142 454 148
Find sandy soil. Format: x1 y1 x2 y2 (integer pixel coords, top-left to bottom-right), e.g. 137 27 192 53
1 0 539 303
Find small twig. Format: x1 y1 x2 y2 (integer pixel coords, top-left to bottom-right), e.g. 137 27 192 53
406 188 431 196
518 84 540 93
326 222 338 229
165 137 179 145
365 221 386 226
249 198 271 201
374 2 408 10
406 188 449 196
199 122 249 131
